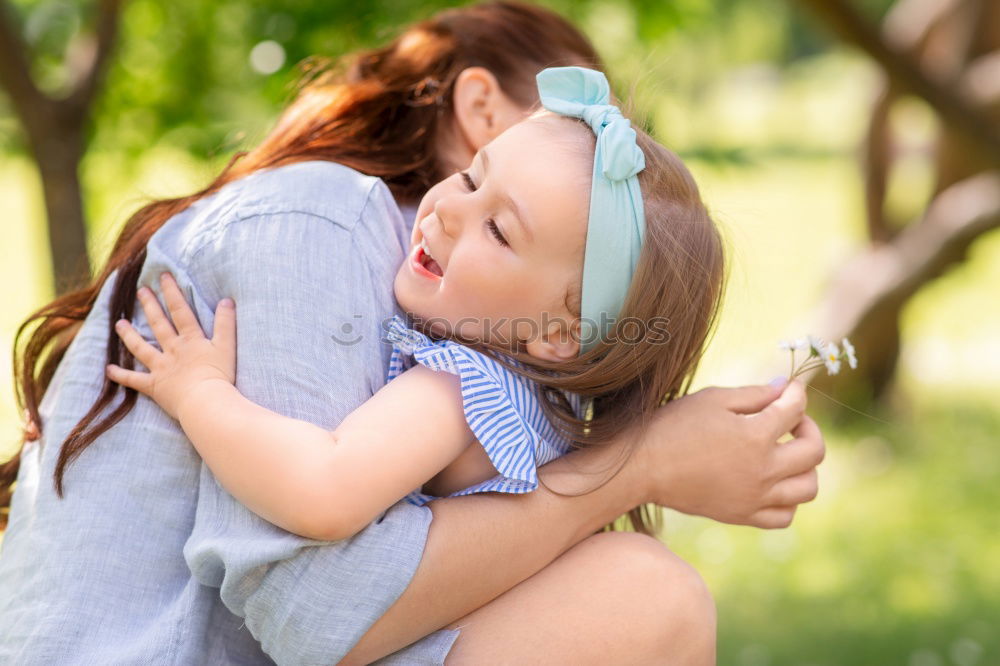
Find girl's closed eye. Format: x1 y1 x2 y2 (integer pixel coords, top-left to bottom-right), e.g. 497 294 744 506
460 171 510 248
459 170 477 192
486 220 509 248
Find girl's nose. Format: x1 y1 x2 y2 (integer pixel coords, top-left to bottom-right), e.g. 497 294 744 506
433 193 464 239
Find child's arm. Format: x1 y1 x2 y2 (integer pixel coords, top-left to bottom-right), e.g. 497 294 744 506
107 273 477 541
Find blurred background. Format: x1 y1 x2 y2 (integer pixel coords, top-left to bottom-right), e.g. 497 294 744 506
1 0 997 663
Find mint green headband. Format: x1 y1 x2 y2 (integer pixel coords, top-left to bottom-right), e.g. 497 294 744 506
536 67 646 353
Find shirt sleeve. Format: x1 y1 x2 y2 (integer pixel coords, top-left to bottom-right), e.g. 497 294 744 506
383 316 576 507
141 170 432 664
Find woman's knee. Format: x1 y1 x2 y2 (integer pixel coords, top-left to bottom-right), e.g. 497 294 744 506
579 532 716 659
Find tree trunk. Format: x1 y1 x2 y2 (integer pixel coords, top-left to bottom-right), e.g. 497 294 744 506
796 0 1000 403
793 0 1000 166
806 172 1000 401
0 0 120 294
32 131 91 293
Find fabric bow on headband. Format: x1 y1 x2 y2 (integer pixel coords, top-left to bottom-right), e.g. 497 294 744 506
536 67 646 352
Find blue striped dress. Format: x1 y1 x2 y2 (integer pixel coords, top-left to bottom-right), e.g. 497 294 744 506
384 315 583 506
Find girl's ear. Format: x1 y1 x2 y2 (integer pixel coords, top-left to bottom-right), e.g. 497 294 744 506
523 319 580 362
451 67 526 151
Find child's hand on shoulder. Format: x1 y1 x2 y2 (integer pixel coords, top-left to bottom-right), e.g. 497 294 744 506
106 272 236 421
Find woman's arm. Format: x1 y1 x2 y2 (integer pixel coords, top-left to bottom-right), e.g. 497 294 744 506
109 273 475 541
342 380 825 663
112 278 824 663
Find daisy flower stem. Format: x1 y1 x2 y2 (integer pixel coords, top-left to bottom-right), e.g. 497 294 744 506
791 360 826 378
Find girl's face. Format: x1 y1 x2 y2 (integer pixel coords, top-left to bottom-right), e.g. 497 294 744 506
394 116 592 358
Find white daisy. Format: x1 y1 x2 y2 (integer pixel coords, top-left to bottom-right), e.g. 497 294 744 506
842 337 857 369
808 335 825 357
823 342 842 375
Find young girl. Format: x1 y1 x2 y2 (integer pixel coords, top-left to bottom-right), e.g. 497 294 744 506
107 67 724 541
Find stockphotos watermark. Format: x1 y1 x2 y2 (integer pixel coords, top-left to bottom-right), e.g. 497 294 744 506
329 313 671 348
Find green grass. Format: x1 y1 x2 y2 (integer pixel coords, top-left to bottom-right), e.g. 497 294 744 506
666 395 1000 665
2 51 998 664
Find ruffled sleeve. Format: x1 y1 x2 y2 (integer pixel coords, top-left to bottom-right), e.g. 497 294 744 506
383 315 579 506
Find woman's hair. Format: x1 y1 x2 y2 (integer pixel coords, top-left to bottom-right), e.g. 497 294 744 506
462 122 726 536
2 1 602 522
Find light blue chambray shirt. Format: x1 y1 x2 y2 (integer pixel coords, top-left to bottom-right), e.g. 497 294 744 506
0 162 459 664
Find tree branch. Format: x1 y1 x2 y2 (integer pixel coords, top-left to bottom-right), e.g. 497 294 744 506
813 171 1000 343
961 52 1000 109
67 0 123 112
0 0 47 130
881 0 961 53
793 0 1000 164
862 75 896 243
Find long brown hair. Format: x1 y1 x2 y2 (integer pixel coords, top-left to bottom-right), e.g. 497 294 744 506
2 2 602 521
461 123 726 536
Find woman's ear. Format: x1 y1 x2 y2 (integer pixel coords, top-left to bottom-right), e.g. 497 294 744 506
523 318 580 362
451 67 527 151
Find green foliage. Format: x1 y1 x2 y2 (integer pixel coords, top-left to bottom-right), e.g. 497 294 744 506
5 0 472 155
2 0 842 162
668 396 1000 666
89 0 419 157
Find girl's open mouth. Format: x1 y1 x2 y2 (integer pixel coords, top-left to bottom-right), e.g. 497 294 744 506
412 245 444 279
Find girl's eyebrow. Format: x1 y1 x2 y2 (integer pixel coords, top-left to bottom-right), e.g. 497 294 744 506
480 148 534 243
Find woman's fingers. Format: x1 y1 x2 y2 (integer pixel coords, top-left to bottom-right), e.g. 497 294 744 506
764 468 819 507
212 298 236 349
114 319 161 369
762 415 824 505
106 363 154 396
748 505 797 530
772 415 826 477
137 286 177 344
159 272 204 337
751 380 807 441
717 382 783 415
